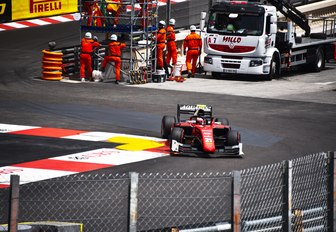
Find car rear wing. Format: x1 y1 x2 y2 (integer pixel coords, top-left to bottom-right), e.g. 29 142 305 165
177 104 213 122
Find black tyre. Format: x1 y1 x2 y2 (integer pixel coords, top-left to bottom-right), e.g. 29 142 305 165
212 72 221 78
227 130 240 146
312 47 325 72
170 127 184 151
161 116 176 139
215 117 230 126
265 54 280 81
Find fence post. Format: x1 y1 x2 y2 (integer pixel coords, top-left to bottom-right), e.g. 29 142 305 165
129 172 139 232
8 175 20 232
232 170 241 232
327 151 335 232
282 160 292 232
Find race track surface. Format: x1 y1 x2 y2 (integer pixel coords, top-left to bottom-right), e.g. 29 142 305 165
0 21 336 178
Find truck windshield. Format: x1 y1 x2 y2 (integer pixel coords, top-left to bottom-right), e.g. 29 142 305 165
207 11 264 36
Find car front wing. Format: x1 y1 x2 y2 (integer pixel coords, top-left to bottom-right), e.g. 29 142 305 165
171 139 244 157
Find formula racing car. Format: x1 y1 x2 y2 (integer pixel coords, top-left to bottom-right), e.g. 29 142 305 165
161 104 243 157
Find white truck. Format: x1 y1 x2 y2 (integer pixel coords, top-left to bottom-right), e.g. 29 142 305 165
202 0 336 80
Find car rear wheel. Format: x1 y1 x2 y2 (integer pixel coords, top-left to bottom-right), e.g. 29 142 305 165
161 116 176 139
227 130 240 146
215 117 230 126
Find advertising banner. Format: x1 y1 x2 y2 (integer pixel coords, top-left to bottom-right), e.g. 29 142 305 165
12 0 78 21
0 0 11 23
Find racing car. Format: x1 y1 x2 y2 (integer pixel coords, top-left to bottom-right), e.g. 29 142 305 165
161 104 243 157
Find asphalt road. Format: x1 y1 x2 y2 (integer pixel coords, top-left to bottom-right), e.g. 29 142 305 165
0 21 335 174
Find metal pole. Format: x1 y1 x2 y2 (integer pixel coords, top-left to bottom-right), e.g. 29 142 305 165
282 160 292 232
166 0 171 26
8 175 20 232
232 170 241 232
128 172 139 232
327 151 335 232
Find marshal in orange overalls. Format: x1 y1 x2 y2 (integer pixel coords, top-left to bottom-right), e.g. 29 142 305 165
80 38 100 80
156 26 166 69
183 31 202 76
166 24 177 66
101 41 126 82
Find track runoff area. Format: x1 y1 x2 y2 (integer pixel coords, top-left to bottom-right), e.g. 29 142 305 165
0 123 169 188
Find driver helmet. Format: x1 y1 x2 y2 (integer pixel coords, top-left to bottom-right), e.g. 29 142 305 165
196 117 205 125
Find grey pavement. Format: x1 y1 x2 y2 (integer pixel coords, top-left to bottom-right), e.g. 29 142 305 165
130 62 336 105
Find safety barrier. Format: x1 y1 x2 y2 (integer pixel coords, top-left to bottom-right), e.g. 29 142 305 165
1 151 334 232
41 50 63 81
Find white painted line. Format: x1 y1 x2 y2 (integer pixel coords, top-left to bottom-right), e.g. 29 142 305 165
0 124 39 133
26 18 52 25
64 131 166 142
315 81 336 85
50 16 73 22
51 148 167 165
60 79 81 83
64 132 123 141
0 166 75 186
3 22 28 28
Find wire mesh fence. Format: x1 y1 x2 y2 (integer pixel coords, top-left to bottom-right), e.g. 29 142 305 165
240 162 284 232
18 173 130 232
137 172 232 231
0 151 334 232
292 153 330 232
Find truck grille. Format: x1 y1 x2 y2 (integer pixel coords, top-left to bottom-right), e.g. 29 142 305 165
221 60 241 69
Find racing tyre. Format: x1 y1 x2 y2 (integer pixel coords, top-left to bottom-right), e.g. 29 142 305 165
161 115 176 139
215 117 230 126
312 47 325 72
170 127 184 152
227 130 240 146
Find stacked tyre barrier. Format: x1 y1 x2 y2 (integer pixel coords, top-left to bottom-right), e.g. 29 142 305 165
41 50 63 81
129 67 148 84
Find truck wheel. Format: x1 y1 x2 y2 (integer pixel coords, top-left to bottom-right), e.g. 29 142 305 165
215 117 230 126
227 130 240 146
212 72 221 78
161 116 176 139
265 54 279 81
312 47 325 72
170 127 184 151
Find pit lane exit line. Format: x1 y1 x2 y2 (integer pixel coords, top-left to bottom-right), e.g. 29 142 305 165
0 123 169 188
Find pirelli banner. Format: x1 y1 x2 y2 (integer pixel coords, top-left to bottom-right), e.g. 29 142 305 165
0 0 77 23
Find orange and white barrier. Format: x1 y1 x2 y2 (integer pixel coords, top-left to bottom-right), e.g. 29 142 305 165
41 49 63 81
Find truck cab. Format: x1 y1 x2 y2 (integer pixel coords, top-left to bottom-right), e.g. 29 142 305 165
204 1 279 79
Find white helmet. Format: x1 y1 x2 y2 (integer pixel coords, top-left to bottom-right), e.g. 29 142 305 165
190 25 196 31
159 20 166 26
110 34 117 41
85 32 92 39
169 18 176 26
